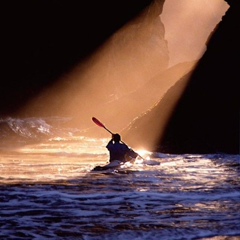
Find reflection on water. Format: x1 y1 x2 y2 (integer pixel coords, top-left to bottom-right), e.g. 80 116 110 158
0 137 239 239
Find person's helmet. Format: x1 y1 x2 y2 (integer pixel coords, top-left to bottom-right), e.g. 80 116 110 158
113 133 121 142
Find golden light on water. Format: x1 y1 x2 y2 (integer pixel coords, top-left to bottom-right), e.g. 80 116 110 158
135 149 152 160
0 3 238 237
0 138 107 184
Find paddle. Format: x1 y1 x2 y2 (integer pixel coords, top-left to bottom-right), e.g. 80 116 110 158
92 117 113 135
92 117 145 160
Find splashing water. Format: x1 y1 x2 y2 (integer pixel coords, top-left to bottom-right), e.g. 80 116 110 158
0 117 239 240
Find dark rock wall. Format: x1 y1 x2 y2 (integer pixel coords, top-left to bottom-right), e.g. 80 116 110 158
157 0 239 154
123 0 239 154
1 0 238 154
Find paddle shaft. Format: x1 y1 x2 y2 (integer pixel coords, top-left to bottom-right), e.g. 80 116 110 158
103 126 114 135
92 117 127 144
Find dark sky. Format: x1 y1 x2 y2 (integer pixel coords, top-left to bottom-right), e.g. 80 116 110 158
1 0 154 115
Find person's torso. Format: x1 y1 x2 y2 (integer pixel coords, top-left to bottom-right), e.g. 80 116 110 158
108 143 129 161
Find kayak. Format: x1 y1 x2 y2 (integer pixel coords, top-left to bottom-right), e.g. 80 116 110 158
92 155 139 171
92 160 130 171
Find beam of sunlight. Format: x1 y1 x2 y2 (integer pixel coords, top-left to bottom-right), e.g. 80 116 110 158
14 0 228 150
18 1 168 138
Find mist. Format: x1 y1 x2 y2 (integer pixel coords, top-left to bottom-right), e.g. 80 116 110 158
18 0 228 142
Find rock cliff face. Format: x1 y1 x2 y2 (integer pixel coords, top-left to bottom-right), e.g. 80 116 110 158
124 0 239 154
1 1 237 154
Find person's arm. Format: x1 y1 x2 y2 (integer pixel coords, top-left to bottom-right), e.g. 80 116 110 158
126 146 138 159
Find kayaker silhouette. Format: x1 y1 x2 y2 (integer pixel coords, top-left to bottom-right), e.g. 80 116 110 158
91 117 138 171
106 133 136 162
93 133 138 171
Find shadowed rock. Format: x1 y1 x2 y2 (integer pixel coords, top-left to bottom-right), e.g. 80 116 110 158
124 0 239 154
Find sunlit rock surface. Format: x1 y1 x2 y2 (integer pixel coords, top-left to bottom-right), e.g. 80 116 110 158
1 0 236 154
125 0 239 154
122 62 196 149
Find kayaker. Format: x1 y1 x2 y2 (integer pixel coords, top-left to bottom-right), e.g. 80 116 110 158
106 133 138 162
92 133 138 171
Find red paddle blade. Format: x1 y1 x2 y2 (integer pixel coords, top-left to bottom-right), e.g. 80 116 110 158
92 117 105 128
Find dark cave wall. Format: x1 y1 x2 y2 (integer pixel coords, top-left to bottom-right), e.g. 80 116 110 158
123 0 239 154
157 0 239 154
1 0 238 154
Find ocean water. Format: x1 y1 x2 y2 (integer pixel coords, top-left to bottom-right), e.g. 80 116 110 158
0 117 239 240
